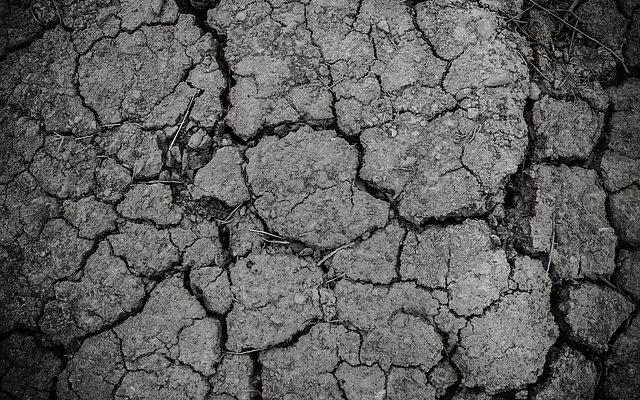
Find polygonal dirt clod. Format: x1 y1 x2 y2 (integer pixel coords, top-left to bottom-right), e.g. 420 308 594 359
454 257 558 393
191 146 251 206
0 28 96 133
261 323 360 399
600 78 640 191
19 219 94 286
609 186 640 245
41 242 146 347
99 123 163 179
117 183 183 225
79 14 221 127
332 223 405 284
616 249 640 299
207 0 333 140
189 266 233 315
63 197 118 239
115 276 222 376
559 282 634 353
510 164 617 280
0 110 42 185
31 136 98 199
604 315 640 400
532 96 603 160
387 367 437 400
0 333 62 400
335 281 443 371
226 252 325 351
401 220 510 316
532 346 598 400
335 363 386 400
246 126 389 249
209 354 255 398
108 222 180 276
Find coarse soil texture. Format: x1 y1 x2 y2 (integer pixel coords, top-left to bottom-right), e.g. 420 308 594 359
1 0 639 399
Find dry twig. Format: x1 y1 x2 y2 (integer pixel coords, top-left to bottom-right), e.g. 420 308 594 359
317 243 354 267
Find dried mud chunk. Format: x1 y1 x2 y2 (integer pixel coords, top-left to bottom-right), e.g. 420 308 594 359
559 282 634 353
429 361 459 397
416 1 500 60
207 1 333 140
332 223 404 284
335 364 386 400
46 242 145 344
0 111 42 185
100 123 162 179
616 249 640 299
261 323 360 399
191 146 250 206
335 281 443 370
532 96 603 160
209 354 254 399
454 257 557 393
96 158 131 203
600 79 640 191
118 0 178 31
118 183 183 225
574 0 628 52
0 2 44 58
387 367 436 400
79 15 208 125
114 276 222 375
604 316 640 400
115 366 209 400
0 248 41 334
402 220 510 316
227 210 265 258
108 222 179 276
183 237 225 268
626 11 640 66
63 197 117 239
609 186 640 245
0 28 96 133
57 331 124 400
246 126 388 248
0 333 61 400
532 346 597 400
31 136 98 199
3 172 60 242
189 266 233 315
226 253 324 350
20 219 93 286
512 165 616 280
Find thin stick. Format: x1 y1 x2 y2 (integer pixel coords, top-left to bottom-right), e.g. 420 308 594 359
317 243 354 267
296 229 319 238
526 0 630 73
100 123 122 128
216 203 244 225
224 348 269 355
249 229 286 240
142 180 184 184
167 91 198 153
547 212 556 273
260 238 291 245
323 273 345 285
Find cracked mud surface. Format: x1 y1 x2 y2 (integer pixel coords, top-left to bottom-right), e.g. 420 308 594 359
1 0 639 399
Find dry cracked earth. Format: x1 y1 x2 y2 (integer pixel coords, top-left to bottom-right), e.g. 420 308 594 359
0 0 639 399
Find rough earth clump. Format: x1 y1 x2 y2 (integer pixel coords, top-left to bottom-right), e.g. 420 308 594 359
1 0 639 399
